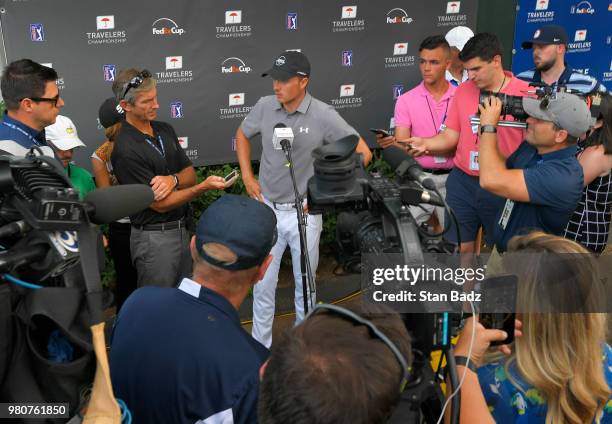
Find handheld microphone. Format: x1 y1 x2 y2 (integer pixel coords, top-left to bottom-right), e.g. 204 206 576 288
272 123 294 151
382 146 437 191
84 184 154 224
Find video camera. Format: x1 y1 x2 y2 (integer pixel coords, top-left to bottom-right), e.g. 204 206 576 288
475 82 604 128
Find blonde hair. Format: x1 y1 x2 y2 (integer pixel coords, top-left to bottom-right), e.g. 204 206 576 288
112 68 156 104
104 122 121 142
501 232 610 424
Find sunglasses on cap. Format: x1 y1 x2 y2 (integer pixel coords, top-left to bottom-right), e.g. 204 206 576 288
120 69 152 100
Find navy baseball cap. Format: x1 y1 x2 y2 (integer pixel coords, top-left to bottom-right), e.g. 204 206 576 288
262 51 310 81
522 25 568 48
98 97 124 129
195 195 277 271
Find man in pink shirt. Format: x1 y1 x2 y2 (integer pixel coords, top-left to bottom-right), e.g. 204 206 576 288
406 33 530 254
377 35 456 232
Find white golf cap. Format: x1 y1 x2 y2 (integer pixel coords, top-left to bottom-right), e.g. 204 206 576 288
45 115 86 151
445 26 475 52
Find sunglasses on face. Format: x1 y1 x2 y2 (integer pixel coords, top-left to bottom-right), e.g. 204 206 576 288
24 93 61 107
121 70 152 100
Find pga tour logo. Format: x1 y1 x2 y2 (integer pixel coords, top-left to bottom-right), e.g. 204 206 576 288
394 43 408 55
342 6 357 19
575 29 587 41
166 56 183 70
535 0 549 10
103 64 116 81
178 137 188 149
225 10 242 24
170 102 184 118
287 13 298 30
340 84 355 97
96 16 115 30
446 2 461 13
342 50 353 66
30 24 44 41
229 93 245 106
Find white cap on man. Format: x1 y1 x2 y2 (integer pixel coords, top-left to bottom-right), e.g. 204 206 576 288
445 26 475 52
45 115 86 151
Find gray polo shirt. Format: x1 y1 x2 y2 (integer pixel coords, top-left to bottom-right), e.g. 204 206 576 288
241 92 358 203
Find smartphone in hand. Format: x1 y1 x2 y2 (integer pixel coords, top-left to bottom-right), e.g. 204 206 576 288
369 128 392 137
224 170 239 186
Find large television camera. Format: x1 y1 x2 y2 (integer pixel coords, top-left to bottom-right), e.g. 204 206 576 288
307 136 465 423
0 151 153 420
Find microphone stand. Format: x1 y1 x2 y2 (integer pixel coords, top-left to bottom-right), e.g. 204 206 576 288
281 140 315 316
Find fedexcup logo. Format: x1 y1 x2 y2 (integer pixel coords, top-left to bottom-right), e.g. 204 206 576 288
386 8 413 24
152 18 186 35
221 57 252 74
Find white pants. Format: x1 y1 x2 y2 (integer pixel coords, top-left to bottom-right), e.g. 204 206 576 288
251 199 323 348
409 172 449 228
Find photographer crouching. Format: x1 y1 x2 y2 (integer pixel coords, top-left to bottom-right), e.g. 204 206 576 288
477 92 592 252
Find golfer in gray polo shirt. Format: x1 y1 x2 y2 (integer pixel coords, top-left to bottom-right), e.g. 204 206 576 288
235 50 372 347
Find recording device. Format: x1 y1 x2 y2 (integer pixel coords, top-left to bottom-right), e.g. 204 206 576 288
369 128 392 137
479 274 518 346
479 313 515 346
272 123 294 151
0 154 153 281
224 169 238 183
478 91 528 121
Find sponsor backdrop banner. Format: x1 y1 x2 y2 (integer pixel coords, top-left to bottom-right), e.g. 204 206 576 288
512 0 612 90
0 0 477 167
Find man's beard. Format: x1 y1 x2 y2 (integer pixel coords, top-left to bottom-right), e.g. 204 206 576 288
535 57 556 72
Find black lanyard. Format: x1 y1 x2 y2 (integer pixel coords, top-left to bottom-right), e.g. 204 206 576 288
145 135 165 158
425 96 450 135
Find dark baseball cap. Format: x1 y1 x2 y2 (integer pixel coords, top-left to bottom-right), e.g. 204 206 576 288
262 51 310 81
195 195 277 271
98 97 125 129
522 25 568 48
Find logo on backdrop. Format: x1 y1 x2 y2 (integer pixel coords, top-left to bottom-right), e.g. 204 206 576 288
217 10 252 38
567 29 591 52
87 15 126 45
331 84 363 110
386 8 414 24
220 93 253 120
156 57 194 84
41 63 65 90
170 102 184 119
178 137 188 148
287 13 298 30
438 1 467 26
342 50 353 67
570 1 595 14
385 43 415 68
332 6 365 32
602 59 612 82
231 137 237 151
103 64 116 82
528 0 554 22
152 18 186 36
30 23 44 42
221 57 252 74
393 85 404 100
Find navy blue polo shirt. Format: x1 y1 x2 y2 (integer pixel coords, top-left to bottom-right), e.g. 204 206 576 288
516 65 607 95
0 113 54 156
110 278 269 424
492 142 583 252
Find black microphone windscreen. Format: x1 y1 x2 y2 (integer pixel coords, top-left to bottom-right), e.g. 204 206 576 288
274 123 286 128
84 184 154 224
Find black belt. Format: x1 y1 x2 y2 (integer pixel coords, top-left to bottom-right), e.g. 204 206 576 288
422 168 451 175
132 219 185 231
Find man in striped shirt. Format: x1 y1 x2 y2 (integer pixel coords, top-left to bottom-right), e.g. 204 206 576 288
517 24 607 96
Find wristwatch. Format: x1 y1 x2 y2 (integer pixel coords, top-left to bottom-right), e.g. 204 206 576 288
454 355 477 373
172 174 179 189
479 125 497 135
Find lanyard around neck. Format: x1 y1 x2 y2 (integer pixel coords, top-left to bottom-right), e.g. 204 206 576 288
2 121 43 146
145 135 165 157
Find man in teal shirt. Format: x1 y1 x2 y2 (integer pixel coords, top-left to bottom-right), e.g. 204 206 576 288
45 114 96 199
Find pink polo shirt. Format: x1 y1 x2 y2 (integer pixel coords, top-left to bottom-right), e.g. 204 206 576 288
445 72 530 176
394 81 456 169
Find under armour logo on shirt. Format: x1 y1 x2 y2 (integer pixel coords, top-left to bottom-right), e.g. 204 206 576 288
299 127 309 134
